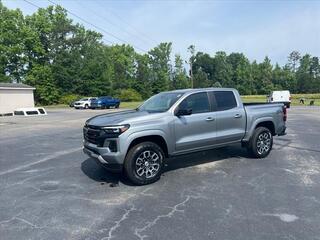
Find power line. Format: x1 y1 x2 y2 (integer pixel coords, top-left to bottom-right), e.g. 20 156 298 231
76 1 153 48
99 3 158 46
47 0 149 53
23 0 114 44
93 0 158 46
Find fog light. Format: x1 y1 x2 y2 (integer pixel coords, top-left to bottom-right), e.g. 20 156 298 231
103 140 117 152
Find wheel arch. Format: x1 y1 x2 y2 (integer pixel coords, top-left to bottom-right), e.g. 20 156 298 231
255 121 276 135
127 135 169 158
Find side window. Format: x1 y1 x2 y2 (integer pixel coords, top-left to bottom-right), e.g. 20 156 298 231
179 92 210 114
214 91 237 111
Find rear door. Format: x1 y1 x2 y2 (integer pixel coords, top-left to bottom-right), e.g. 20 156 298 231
174 92 217 152
212 91 246 144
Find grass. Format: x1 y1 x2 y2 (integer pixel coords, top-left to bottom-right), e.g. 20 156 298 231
242 93 320 106
41 102 142 109
41 104 70 108
41 93 320 108
119 101 141 109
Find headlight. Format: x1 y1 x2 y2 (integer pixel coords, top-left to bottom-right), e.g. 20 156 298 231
102 124 130 135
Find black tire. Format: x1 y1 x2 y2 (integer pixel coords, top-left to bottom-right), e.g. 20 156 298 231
124 142 164 185
84 104 89 109
115 104 120 109
106 106 110 109
248 127 273 158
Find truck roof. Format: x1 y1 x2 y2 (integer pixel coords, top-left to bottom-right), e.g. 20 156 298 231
163 88 236 94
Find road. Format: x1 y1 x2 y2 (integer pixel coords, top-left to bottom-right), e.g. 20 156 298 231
1 107 320 240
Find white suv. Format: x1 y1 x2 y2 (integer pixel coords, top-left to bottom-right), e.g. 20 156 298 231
74 97 96 109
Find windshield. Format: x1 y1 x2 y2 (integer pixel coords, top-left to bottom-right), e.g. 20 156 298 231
80 98 88 101
138 92 184 113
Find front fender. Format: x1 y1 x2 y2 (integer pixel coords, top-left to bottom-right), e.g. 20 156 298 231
120 129 171 156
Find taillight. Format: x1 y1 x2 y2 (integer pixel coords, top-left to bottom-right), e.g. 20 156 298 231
289 96 291 101
283 106 287 122
271 97 273 101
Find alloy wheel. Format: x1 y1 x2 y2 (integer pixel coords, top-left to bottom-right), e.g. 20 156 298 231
256 132 272 155
135 150 161 179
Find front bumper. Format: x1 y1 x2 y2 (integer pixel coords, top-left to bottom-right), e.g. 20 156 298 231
278 126 287 136
83 141 124 172
74 104 85 108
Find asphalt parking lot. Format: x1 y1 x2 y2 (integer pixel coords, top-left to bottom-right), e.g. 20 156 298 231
1 106 320 240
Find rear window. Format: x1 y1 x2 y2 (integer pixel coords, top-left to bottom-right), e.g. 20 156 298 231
214 91 237 111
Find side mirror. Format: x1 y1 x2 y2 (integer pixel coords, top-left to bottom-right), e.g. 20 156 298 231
176 108 192 116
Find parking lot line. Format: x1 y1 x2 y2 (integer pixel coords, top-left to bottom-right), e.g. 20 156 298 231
0 147 82 176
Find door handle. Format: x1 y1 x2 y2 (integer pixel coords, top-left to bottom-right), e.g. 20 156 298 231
234 114 242 118
206 117 215 121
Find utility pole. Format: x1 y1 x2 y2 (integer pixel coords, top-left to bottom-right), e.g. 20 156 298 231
187 45 195 88
189 59 193 88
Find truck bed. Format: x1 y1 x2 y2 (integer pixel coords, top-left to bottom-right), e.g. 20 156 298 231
242 102 286 141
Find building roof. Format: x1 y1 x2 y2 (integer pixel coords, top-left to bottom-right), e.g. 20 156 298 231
0 83 35 90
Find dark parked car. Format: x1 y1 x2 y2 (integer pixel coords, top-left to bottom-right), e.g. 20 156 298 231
90 96 120 109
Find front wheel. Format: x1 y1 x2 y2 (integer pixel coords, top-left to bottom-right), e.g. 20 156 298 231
124 142 164 185
248 127 273 158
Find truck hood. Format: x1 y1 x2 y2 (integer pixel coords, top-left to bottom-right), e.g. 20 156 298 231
87 110 156 126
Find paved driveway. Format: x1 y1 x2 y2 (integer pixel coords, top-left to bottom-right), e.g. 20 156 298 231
1 107 320 240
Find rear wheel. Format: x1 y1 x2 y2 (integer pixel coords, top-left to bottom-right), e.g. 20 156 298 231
84 104 89 109
124 142 164 185
115 104 120 109
248 127 273 158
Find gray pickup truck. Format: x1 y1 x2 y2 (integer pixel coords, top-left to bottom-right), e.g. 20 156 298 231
83 88 287 185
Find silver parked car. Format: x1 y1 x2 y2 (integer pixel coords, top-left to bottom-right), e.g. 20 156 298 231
83 88 287 185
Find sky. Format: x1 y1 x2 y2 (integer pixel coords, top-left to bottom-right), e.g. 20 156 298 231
3 0 320 65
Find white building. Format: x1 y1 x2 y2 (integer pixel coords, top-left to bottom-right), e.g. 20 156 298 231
0 83 36 115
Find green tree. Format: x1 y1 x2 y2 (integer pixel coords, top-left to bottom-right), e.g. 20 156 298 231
212 51 233 88
134 53 152 99
149 42 172 94
172 54 189 89
227 53 252 94
25 64 59 104
0 2 41 82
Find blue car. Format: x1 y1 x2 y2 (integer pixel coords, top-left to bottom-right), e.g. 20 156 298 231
90 96 120 109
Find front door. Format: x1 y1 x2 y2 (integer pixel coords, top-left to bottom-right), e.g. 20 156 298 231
174 92 216 153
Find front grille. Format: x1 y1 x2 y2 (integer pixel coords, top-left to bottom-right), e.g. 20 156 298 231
83 125 120 146
83 126 103 145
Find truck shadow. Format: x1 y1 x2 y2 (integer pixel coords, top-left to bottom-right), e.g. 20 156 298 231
164 144 249 172
81 144 250 186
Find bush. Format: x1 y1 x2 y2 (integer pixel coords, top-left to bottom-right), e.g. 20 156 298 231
59 94 82 104
116 89 142 102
